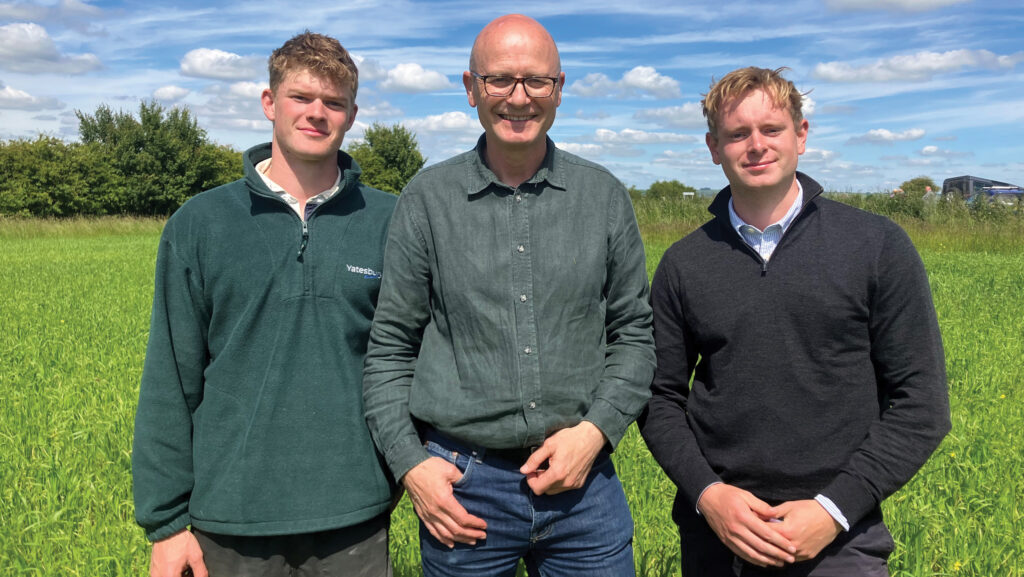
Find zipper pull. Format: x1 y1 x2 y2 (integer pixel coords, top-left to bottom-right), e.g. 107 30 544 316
298 220 309 259
761 259 768 276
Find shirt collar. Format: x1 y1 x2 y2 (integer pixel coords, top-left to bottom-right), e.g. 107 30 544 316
255 158 342 206
466 134 566 196
728 179 805 235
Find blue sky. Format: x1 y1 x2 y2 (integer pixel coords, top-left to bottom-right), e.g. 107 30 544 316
1 0 1022 192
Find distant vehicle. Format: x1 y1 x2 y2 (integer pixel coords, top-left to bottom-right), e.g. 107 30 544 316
975 185 1024 208
942 175 1020 200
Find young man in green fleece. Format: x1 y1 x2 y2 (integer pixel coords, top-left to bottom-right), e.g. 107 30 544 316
132 32 396 577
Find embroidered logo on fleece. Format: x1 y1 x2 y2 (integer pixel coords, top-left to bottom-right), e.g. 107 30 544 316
346 264 382 279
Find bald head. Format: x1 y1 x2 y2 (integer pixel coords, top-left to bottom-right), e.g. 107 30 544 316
469 14 560 74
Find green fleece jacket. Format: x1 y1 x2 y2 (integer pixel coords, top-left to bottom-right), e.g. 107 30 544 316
132 143 397 541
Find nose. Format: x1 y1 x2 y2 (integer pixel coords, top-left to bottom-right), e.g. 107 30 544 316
506 80 531 106
306 99 327 119
747 130 766 153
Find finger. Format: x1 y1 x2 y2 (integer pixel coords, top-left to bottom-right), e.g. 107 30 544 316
525 469 558 495
520 445 554 475
766 502 791 520
743 494 779 521
438 511 487 544
723 538 775 568
730 536 788 568
441 495 487 531
424 520 456 548
739 526 796 565
188 558 209 577
759 523 797 555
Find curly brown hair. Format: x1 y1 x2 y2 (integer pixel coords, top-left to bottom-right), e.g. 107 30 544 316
268 31 358 98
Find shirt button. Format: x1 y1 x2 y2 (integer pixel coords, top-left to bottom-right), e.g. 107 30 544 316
519 294 527 302
524 346 532 354
515 194 522 202
517 245 525 253
528 401 537 409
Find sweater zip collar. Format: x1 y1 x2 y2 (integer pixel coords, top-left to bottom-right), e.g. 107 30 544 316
242 144 363 259
711 172 824 275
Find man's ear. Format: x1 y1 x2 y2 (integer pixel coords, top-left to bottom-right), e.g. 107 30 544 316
463 71 477 108
706 132 721 165
553 71 565 107
796 118 809 155
344 103 358 132
261 88 276 122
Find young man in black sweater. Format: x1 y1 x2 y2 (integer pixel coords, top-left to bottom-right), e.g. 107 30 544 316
639 67 950 576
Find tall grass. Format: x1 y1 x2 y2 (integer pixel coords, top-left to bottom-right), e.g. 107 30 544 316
1 208 1020 576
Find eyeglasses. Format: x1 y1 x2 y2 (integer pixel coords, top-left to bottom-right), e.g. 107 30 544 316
470 72 560 98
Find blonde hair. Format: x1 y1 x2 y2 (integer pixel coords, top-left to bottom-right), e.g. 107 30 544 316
702 67 803 135
268 31 358 97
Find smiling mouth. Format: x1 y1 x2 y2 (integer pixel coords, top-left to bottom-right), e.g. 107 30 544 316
499 114 533 122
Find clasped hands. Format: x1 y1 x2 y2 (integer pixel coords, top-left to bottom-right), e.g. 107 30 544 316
697 483 843 568
402 421 606 548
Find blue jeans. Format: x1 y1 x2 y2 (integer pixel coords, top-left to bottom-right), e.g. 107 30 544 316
419 431 636 577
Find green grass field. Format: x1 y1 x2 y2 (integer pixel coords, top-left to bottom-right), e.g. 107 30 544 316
0 210 1020 576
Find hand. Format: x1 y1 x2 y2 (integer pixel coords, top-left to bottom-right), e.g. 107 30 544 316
768 500 843 561
697 483 796 568
150 529 207 577
520 421 606 496
402 457 487 548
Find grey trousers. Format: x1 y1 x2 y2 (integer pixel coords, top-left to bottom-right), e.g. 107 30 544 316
679 507 893 577
193 514 391 577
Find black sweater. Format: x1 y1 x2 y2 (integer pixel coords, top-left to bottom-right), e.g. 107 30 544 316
639 173 950 528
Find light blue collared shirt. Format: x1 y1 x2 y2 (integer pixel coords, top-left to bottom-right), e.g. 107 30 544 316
728 181 803 262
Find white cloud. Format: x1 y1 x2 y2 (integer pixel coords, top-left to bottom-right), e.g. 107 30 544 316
192 83 266 132
0 82 63 110
919 145 972 158
814 50 1024 83
378 63 453 93
570 66 680 99
228 81 265 100
0 23 101 74
153 85 190 102
570 73 616 98
652 148 715 167
180 48 264 81
60 0 102 17
404 111 478 133
801 148 839 163
593 128 698 144
0 2 47 20
847 128 926 144
358 100 403 118
206 117 266 132
802 95 816 117
0 0 100 20
352 55 388 82
557 142 606 158
620 66 681 99
826 0 969 12
634 102 706 129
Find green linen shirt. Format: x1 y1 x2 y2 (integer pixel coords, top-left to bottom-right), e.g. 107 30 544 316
363 136 655 481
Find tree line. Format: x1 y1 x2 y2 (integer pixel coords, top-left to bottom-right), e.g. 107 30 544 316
0 102 425 217
2 101 950 219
